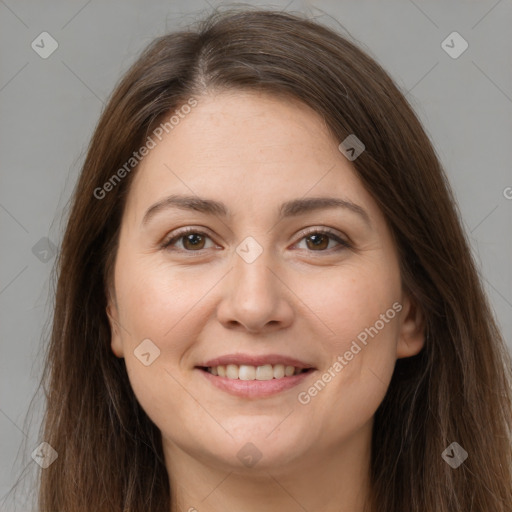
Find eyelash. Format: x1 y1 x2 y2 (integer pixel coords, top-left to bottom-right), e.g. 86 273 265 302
160 226 351 255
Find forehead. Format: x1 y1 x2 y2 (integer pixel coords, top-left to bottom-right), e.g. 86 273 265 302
123 90 379 225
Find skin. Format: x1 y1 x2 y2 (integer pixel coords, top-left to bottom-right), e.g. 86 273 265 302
107 89 425 512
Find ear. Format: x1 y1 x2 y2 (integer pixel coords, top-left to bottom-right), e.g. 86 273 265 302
396 293 425 359
106 299 125 358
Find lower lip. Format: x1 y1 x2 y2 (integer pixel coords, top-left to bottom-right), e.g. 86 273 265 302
196 368 315 398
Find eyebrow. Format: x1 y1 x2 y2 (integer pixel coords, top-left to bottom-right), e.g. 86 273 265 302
141 194 371 227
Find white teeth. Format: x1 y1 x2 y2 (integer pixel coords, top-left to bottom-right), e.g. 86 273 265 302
256 364 274 380
273 364 285 379
206 363 305 380
226 364 239 379
239 365 256 380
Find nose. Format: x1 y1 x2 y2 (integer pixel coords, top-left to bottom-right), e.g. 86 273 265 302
216 242 294 334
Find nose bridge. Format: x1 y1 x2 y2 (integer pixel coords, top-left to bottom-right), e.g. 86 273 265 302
231 234 277 303
216 232 292 332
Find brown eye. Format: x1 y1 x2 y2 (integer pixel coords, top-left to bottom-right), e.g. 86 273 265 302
162 229 215 252
181 232 206 250
305 233 330 250
296 229 350 252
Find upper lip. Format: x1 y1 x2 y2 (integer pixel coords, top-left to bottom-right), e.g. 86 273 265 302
199 354 315 369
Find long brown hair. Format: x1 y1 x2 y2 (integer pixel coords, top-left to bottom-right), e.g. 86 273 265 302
38 7 512 511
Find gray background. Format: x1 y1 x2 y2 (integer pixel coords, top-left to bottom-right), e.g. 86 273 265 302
1 0 511 507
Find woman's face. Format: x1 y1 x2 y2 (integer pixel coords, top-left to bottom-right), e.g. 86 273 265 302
107 89 424 474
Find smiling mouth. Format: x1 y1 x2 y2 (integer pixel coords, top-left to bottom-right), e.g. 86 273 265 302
197 364 314 381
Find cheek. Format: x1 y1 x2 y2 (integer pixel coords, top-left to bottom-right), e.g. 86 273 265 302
301 260 401 411
123 355 208 452
115 252 215 344
115 259 208 437
113 255 223 415
311 258 401 347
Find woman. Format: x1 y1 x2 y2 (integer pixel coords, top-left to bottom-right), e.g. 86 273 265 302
38 7 512 512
